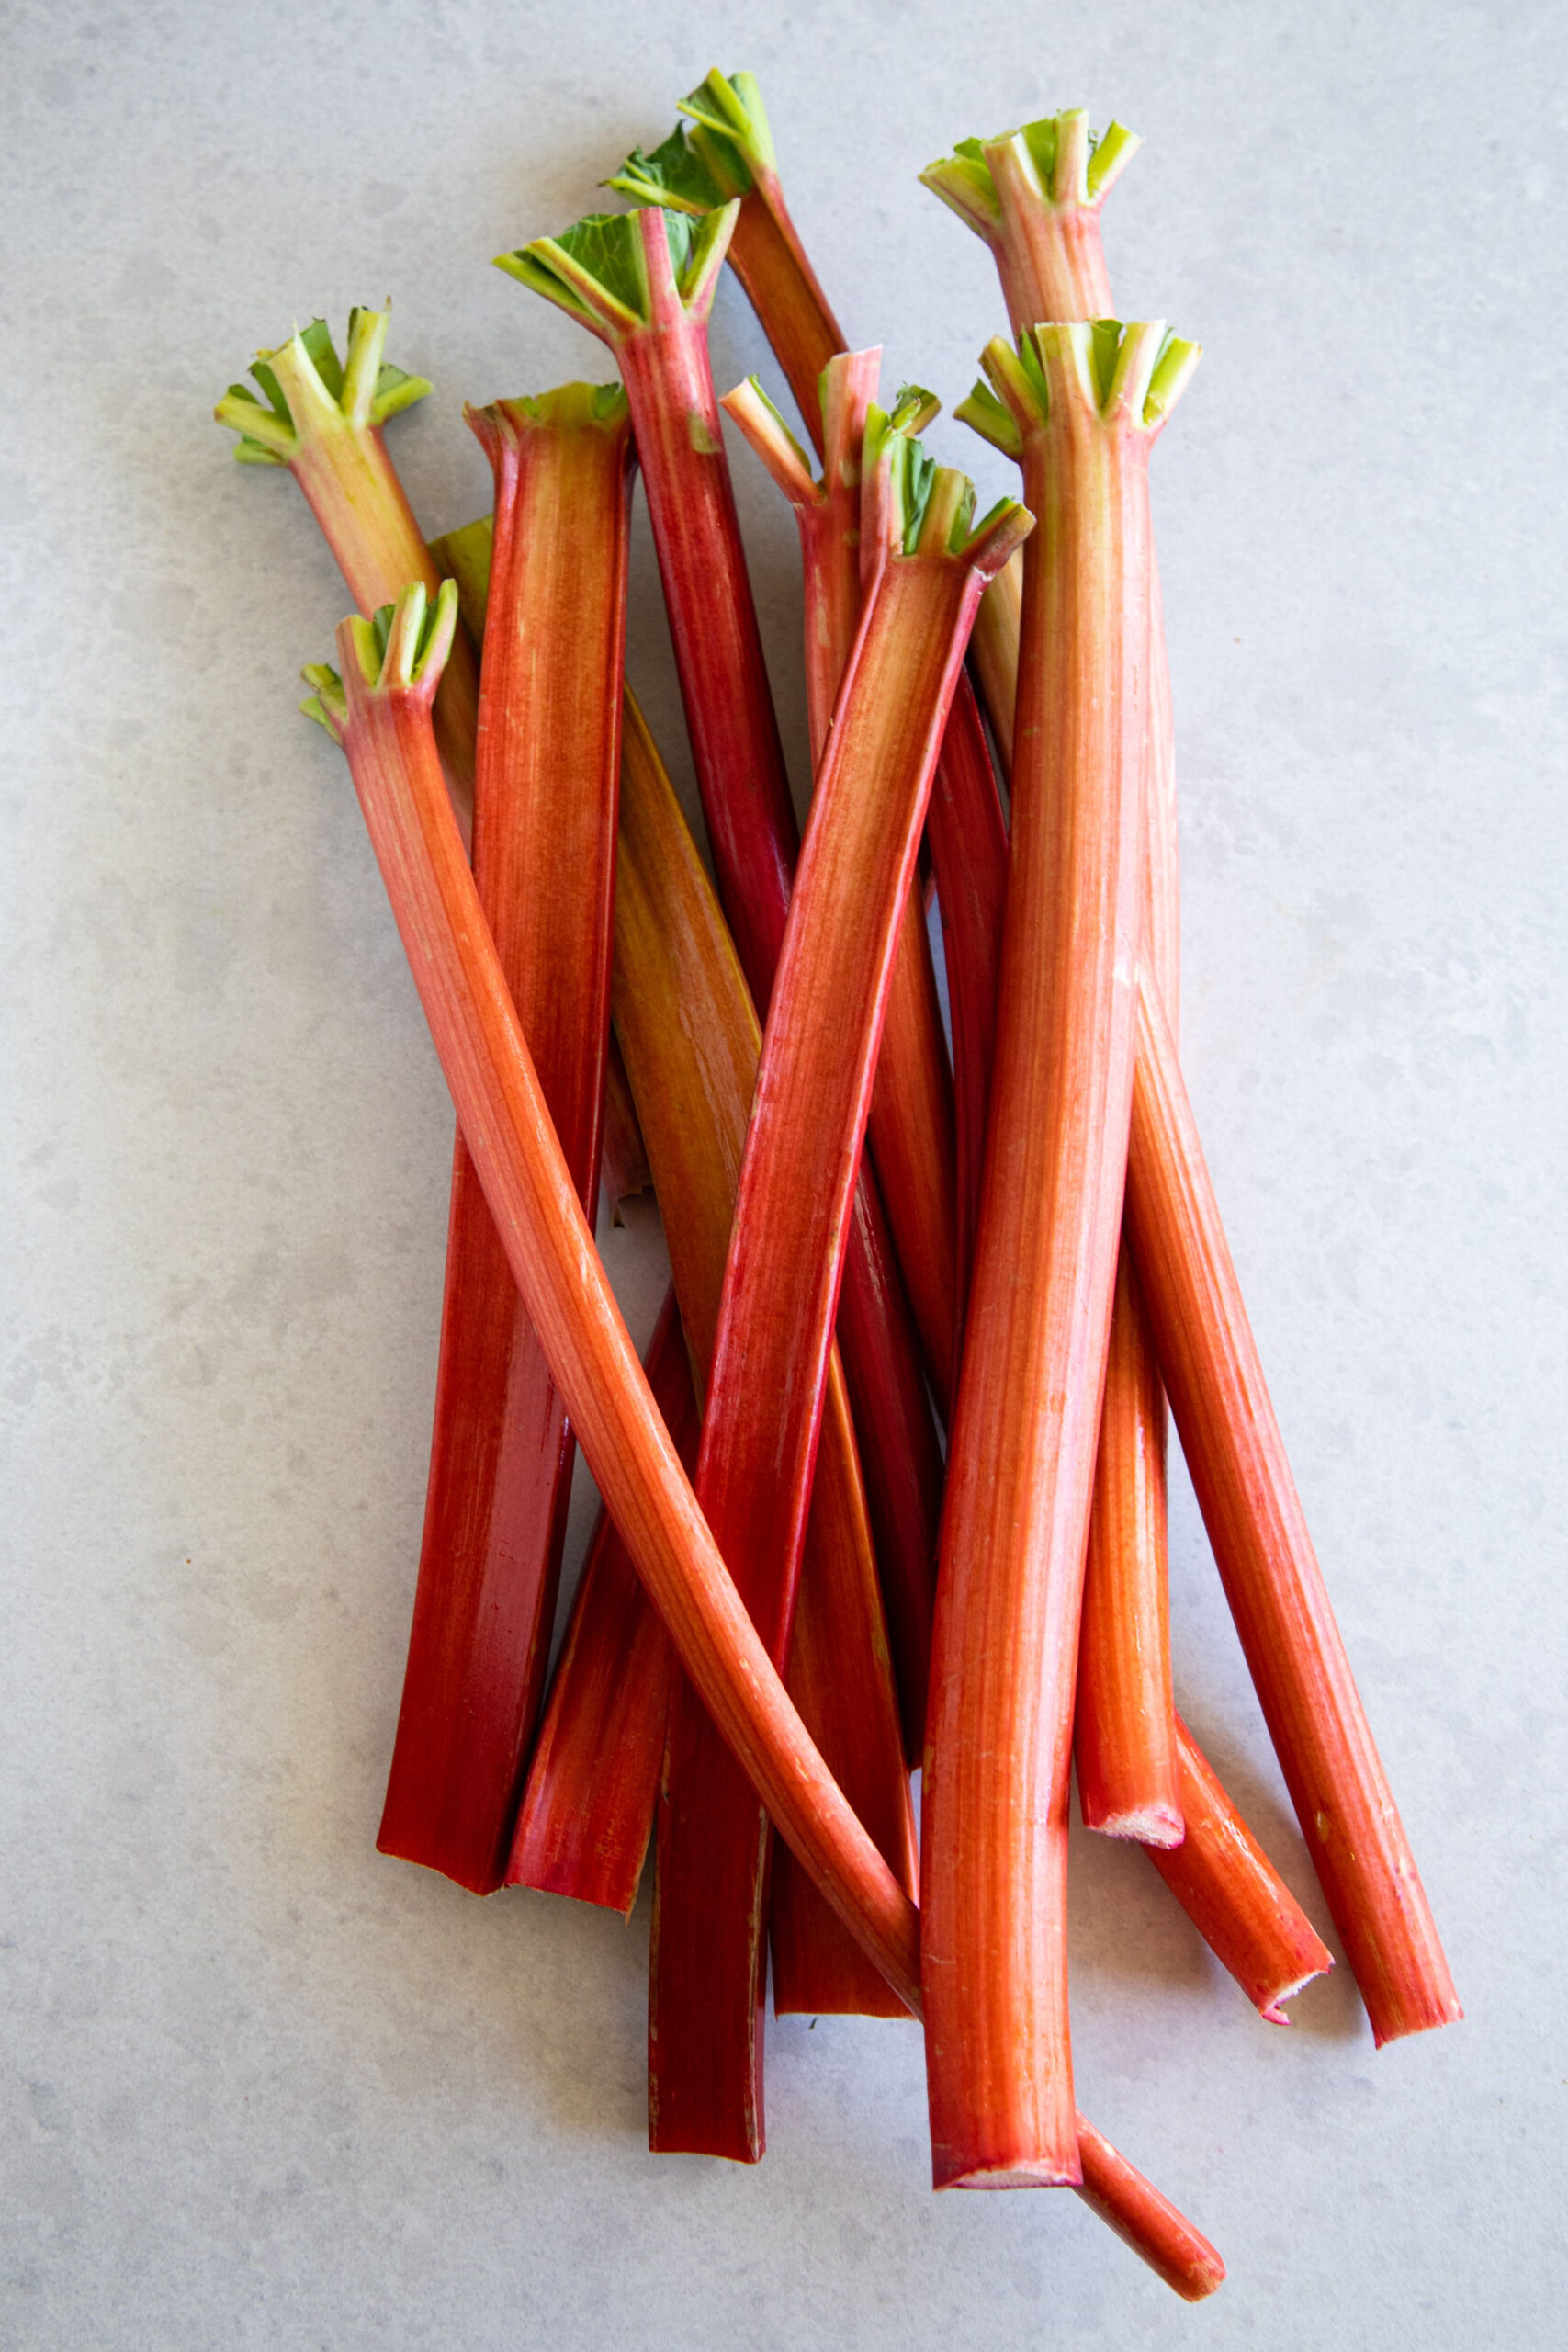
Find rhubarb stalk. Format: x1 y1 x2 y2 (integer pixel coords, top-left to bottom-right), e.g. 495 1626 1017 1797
938 107 1184 1843
722 361 962 1424
502 205 945 1754
301 585 1221 2297
507 1285 692 1914
922 322 1196 2188
651 446 1030 2158
917 644 1335 2020
376 382 633 1894
216 307 480 808
1127 978 1461 2042
609 71 845 452
1150 1715 1333 2024
607 699 916 2025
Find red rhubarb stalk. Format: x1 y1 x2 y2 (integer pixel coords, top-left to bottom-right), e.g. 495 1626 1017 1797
524 684 913 1996
503 205 945 1755
216 307 480 809
616 697 919 2020
376 382 633 1894
938 108 1185 1844
923 670 1006 1342
609 71 845 453
302 586 1221 2298
1150 1715 1333 2023
498 202 792 1003
920 572 1322 2011
302 583 916 1996
1127 976 1462 2041
507 1286 692 1913
723 360 962 1415
652 449 1030 2158
923 322 1196 2188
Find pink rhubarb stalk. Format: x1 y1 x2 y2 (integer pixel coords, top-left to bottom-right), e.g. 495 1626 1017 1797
650 447 1030 2158
300 585 1221 2298
375 382 633 1894
502 204 945 1756
216 307 480 810
937 108 1184 1843
922 322 1196 2188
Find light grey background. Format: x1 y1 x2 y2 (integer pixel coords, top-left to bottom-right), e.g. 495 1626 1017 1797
3 0 1562 2344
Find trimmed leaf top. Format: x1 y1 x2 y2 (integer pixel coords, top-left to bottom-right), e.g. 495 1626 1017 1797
607 122 729 218
920 107 1140 242
961 320 1201 451
216 308 430 466
607 69 778 216
495 204 737 340
300 577 459 742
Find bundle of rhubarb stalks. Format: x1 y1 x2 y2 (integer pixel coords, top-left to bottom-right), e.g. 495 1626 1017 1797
218 74 1460 2301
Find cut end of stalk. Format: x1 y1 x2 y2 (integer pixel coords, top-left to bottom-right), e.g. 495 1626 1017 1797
719 375 819 508
819 349 885 496
215 307 431 463
497 205 739 340
1088 1804 1185 1849
939 2157 1085 2191
1258 1962 1334 2028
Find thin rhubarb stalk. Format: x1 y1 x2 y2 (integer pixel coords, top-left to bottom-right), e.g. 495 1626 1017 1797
919 571 1325 2014
429 511 650 1238
922 670 1005 1343
434 514 912 1948
923 322 1195 2189
652 449 1030 2159
722 360 962 1413
502 206 945 1758
604 694 919 2117
612 707 916 2018
497 202 793 1004
609 71 845 452
301 586 1221 2298
216 307 480 810
1150 1714 1333 2024
507 1286 692 1914
1127 977 1462 2042
940 107 1185 1845
375 383 633 1894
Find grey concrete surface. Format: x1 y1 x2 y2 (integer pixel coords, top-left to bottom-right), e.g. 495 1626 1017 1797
2 1 1563 2343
